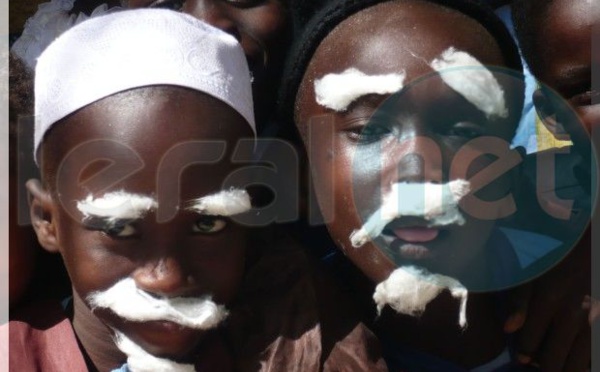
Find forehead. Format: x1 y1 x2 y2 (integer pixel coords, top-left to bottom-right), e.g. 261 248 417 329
48 87 249 153
42 87 250 197
307 1 502 78
536 0 598 85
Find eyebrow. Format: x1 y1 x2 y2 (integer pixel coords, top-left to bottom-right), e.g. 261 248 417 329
429 47 508 119
77 191 158 222
314 68 406 112
185 188 251 216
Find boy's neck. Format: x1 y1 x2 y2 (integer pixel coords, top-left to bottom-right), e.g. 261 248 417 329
72 290 126 372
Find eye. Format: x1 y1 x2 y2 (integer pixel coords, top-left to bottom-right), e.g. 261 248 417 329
193 216 228 234
222 0 264 7
446 122 483 139
347 123 392 143
104 223 138 238
84 218 139 238
149 0 184 10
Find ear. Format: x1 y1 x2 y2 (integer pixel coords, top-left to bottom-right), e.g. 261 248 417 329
533 88 570 141
26 179 60 253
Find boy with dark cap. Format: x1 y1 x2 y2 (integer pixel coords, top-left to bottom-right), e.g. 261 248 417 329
279 0 587 369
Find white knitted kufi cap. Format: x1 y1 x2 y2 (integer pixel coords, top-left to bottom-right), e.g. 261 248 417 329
34 8 255 157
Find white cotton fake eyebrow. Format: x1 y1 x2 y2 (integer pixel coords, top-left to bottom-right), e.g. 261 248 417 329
350 180 471 248
186 188 251 216
314 68 406 112
429 47 509 119
77 191 158 222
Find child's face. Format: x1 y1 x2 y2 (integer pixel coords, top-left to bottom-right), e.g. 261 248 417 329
295 1 522 285
534 0 599 135
128 0 290 84
39 88 251 358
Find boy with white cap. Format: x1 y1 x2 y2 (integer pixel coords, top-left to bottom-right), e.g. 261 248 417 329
9 9 385 372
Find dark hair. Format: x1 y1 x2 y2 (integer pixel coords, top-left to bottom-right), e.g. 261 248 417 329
511 0 552 79
289 0 330 33
9 54 34 127
278 0 523 135
9 53 34 176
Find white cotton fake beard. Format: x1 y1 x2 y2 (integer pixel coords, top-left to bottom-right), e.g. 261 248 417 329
88 278 229 371
373 265 469 328
113 331 196 372
350 180 471 248
87 277 229 330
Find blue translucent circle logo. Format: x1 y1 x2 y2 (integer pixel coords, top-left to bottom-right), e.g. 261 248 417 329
348 67 596 292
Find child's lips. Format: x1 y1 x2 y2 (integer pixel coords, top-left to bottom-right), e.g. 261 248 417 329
393 227 439 243
382 225 443 260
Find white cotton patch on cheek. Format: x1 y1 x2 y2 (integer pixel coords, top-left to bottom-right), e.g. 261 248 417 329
88 278 229 330
350 180 470 248
77 191 157 222
114 331 196 372
186 187 251 216
314 68 406 111
373 265 469 328
430 47 508 119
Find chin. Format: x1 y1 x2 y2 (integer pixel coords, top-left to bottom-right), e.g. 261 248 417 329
125 322 206 360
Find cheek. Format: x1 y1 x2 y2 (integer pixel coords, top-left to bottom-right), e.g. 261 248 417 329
56 217 135 296
576 104 600 134
237 4 289 64
58 232 145 312
188 229 247 303
243 3 289 47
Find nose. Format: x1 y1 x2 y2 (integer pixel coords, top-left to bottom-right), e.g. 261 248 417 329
133 256 194 298
188 1 241 42
384 134 444 185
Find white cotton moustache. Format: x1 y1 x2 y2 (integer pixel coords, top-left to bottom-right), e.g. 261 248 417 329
350 180 471 248
87 278 228 330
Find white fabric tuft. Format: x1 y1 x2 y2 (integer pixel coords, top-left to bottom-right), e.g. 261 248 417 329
430 47 508 119
10 0 121 70
88 277 228 330
373 266 468 328
314 68 405 111
35 9 255 159
186 187 251 216
77 191 157 222
114 331 196 372
350 180 470 248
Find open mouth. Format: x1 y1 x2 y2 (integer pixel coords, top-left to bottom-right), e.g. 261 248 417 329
381 218 451 260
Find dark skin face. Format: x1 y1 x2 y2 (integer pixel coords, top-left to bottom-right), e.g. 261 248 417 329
531 0 599 151
508 1 597 370
28 87 252 368
295 1 522 287
127 0 291 126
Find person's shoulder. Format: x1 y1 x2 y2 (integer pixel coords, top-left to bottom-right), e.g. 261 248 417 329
8 299 87 371
230 231 388 371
